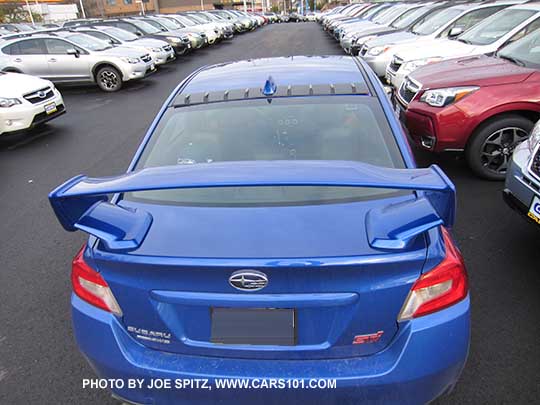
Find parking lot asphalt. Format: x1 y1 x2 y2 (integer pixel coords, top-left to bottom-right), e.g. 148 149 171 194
0 22 539 404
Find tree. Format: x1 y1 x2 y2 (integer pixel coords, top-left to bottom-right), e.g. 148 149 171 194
0 4 43 23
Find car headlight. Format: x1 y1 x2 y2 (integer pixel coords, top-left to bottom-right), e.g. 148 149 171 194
528 121 540 152
368 46 390 56
401 57 443 74
150 47 162 52
0 97 21 108
166 36 181 43
121 57 140 64
420 86 479 108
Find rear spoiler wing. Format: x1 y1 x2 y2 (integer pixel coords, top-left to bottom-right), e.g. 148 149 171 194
49 161 455 252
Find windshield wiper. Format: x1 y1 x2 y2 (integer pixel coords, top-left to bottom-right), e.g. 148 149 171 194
498 54 525 67
457 38 471 44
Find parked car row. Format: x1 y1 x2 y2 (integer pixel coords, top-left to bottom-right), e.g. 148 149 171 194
321 1 540 228
321 2 540 180
0 10 271 138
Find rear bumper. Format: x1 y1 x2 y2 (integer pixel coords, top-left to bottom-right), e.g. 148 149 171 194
72 294 470 405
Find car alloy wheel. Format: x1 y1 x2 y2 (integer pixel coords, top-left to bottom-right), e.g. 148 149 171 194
480 127 529 176
97 67 122 92
467 115 534 181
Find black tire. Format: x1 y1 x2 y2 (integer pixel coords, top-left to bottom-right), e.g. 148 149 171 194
95 66 123 92
466 114 534 181
2 68 22 73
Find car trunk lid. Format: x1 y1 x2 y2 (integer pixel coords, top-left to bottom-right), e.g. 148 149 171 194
50 160 455 359
90 197 429 359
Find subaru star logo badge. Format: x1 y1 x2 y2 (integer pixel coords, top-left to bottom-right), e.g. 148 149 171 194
229 270 268 291
37 91 47 98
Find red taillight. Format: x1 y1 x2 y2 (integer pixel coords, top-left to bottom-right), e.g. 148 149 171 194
71 246 122 316
398 228 468 321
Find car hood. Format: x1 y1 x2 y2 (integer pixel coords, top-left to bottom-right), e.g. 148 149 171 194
364 31 416 48
409 54 535 88
98 46 146 58
394 38 480 63
0 72 53 97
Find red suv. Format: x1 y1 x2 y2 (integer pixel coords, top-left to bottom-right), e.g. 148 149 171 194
396 30 540 180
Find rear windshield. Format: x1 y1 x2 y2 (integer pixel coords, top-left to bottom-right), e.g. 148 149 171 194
129 97 405 206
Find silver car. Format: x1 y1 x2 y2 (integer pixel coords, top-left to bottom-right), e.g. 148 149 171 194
505 122 540 227
75 26 175 66
0 32 155 92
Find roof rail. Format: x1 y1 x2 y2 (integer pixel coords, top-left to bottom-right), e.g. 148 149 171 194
0 29 60 40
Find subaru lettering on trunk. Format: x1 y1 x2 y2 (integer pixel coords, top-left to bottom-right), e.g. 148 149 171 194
49 56 470 405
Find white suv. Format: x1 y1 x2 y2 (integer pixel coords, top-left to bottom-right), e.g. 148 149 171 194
0 71 65 137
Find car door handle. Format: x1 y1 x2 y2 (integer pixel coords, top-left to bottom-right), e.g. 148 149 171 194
48 58 57 62
14 58 22 63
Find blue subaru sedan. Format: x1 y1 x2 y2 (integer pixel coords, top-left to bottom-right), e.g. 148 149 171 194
49 56 470 404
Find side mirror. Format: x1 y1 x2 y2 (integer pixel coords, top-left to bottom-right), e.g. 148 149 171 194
136 31 143 36
448 27 463 38
67 48 80 58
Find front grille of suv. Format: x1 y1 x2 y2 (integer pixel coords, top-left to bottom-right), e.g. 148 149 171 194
141 54 152 63
398 77 421 105
531 147 540 178
23 87 54 104
359 45 368 56
162 45 173 52
388 56 403 74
